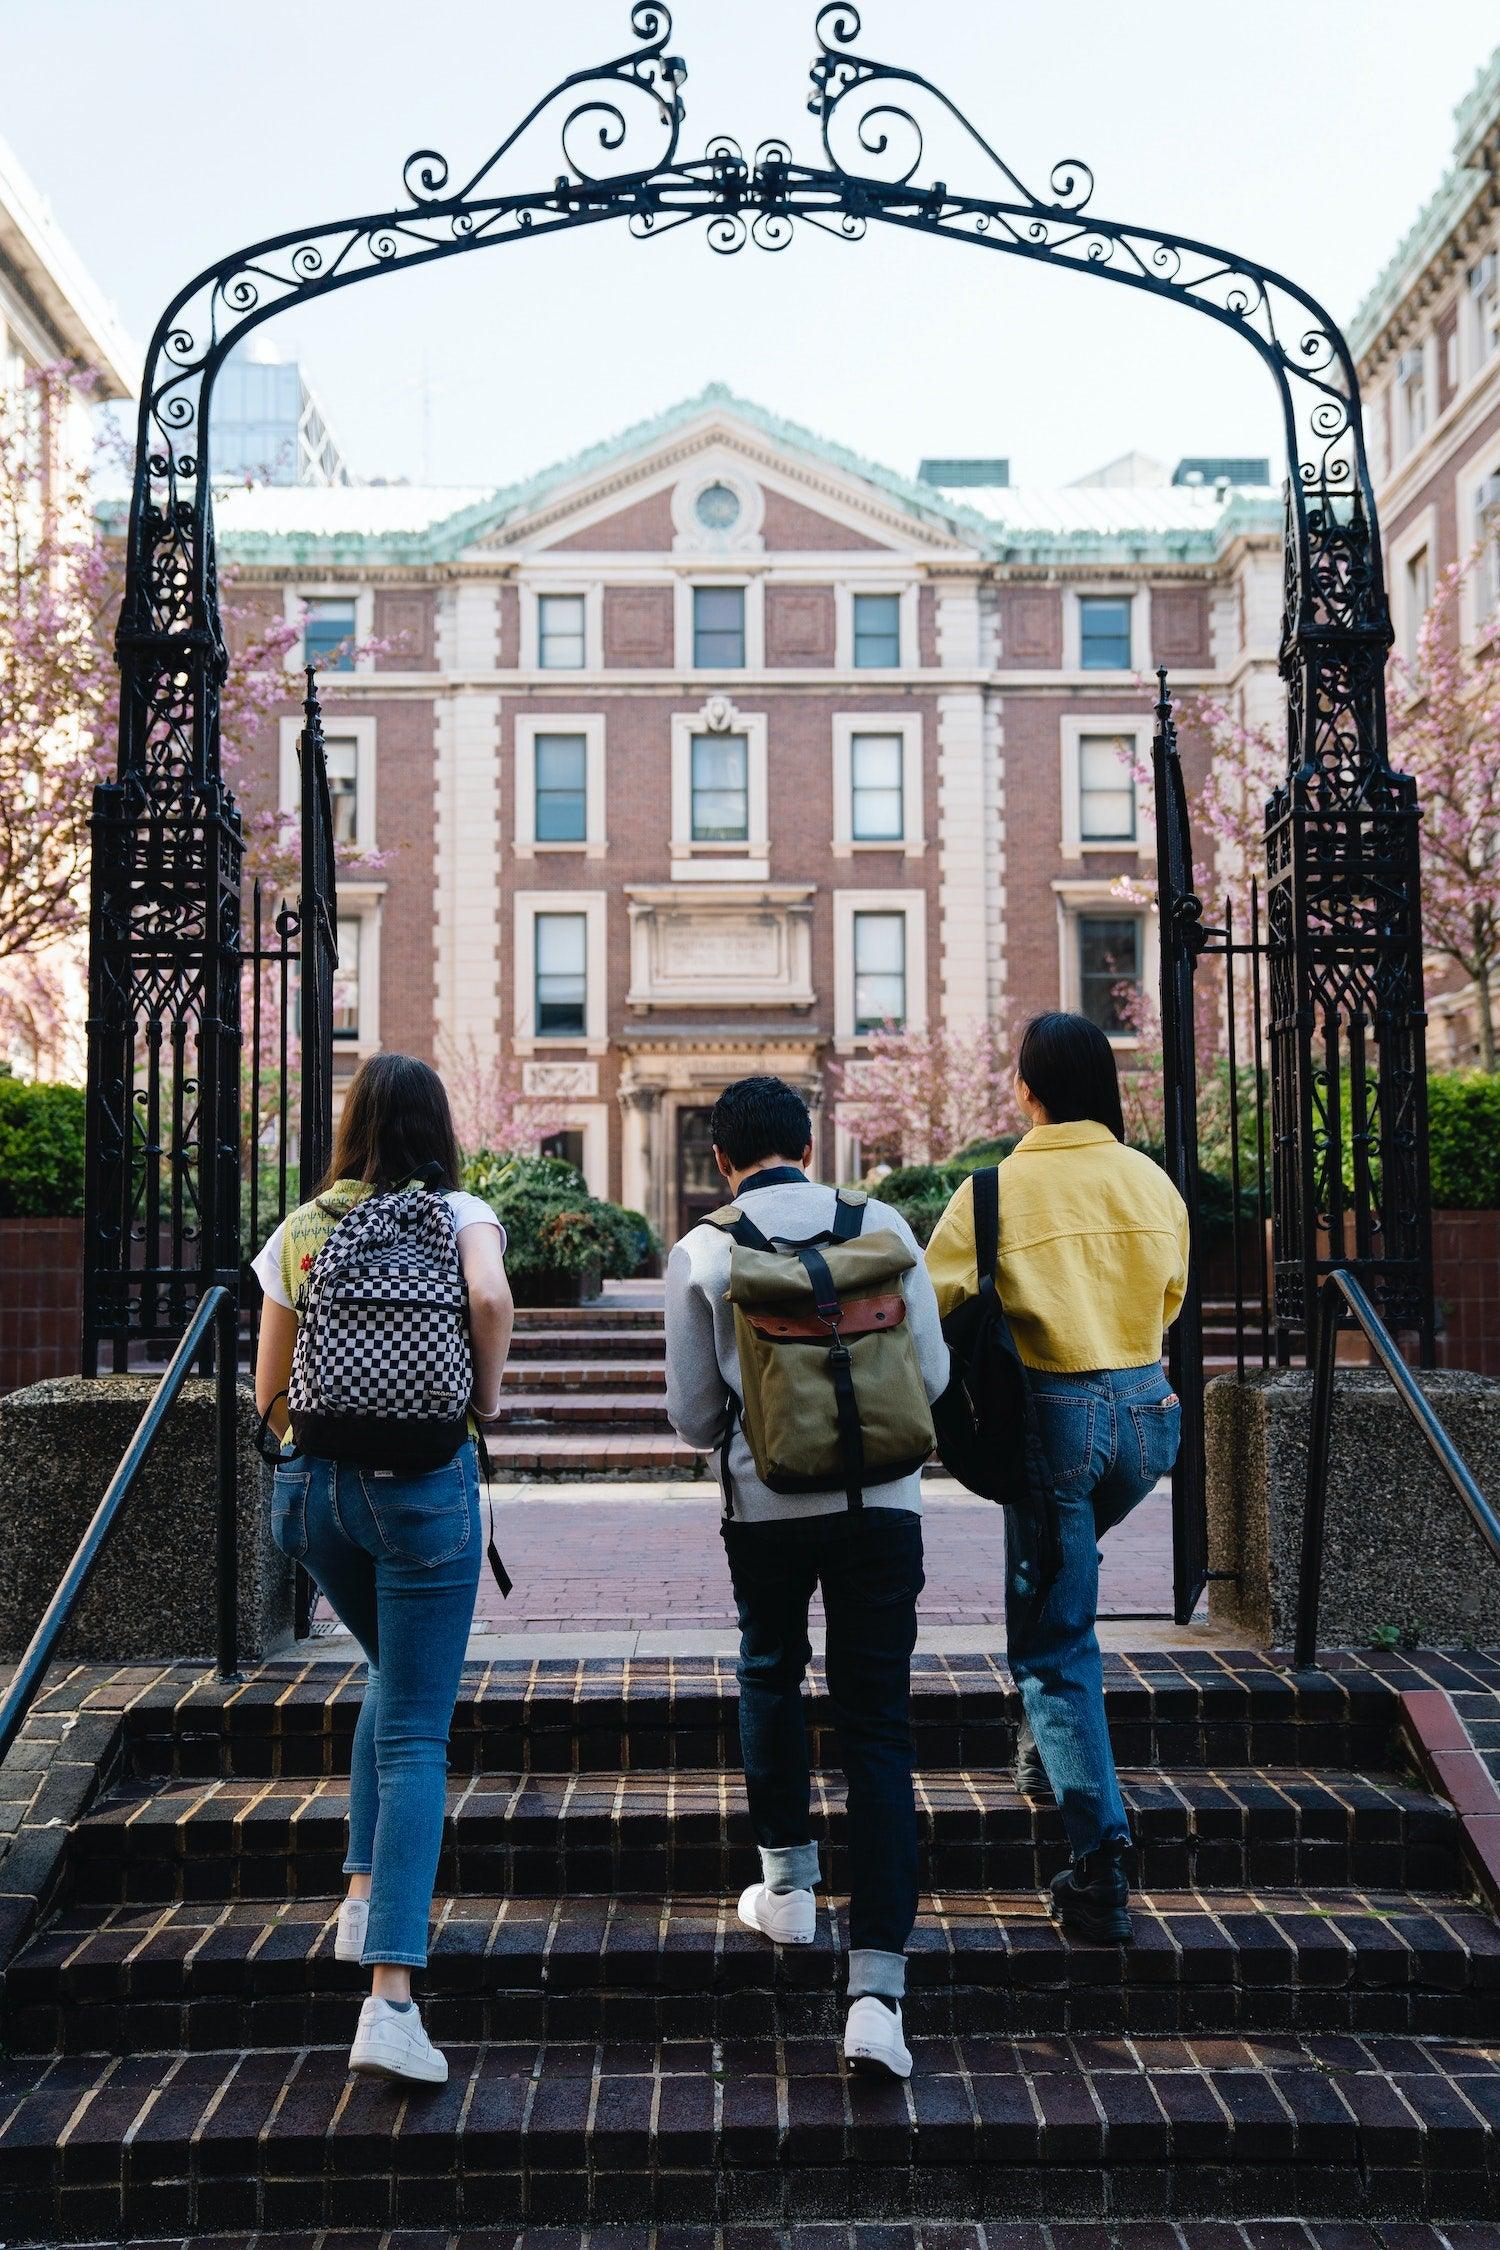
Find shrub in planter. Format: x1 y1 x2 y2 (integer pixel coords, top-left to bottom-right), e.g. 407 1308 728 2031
1426 1072 1500 1210
0 1075 87 1218
460 1149 660 1298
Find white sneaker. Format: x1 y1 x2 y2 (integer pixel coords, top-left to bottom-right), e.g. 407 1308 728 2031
844 1995 912 2080
737 1880 816 1946
348 1994 448 2085
334 1896 369 1964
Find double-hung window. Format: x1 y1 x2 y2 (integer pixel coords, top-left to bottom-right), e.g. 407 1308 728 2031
850 733 904 842
323 737 359 847
1077 915 1141 1034
852 591 901 668
535 913 587 1037
332 918 362 1039
690 733 749 842
538 593 586 669
303 598 356 672
1078 733 1136 845
1078 595 1132 670
693 585 745 669
534 733 588 843
853 911 907 1031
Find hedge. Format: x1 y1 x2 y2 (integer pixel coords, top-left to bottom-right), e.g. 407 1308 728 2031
1427 1072 1500 1210
461 1150 657 1280
0 1074 87 1218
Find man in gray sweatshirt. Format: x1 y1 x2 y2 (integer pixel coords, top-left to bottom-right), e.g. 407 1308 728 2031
664 1075 949 2081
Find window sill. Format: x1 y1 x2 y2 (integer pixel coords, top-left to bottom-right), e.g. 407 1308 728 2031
515 840 608 858
833 838 926 859
513 1036 609 1058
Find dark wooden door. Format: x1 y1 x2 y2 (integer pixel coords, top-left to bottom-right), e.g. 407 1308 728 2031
676 1106 726 1235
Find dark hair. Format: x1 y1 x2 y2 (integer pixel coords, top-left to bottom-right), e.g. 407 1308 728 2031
1016 1011 1126 1142
320 1052 463 1194
710 1075 813 1172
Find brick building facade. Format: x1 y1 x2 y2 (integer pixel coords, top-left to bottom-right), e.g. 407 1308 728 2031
217 385 1281 1239
1351 43 1500 1066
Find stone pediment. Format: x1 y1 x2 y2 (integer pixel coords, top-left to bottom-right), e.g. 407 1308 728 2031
625 884 816 1014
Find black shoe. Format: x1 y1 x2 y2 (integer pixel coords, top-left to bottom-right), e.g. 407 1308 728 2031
1013 1713 1052 1799
1049 1840 1133 1946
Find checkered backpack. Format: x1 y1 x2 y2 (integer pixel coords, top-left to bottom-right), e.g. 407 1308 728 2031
284 1184 473 1472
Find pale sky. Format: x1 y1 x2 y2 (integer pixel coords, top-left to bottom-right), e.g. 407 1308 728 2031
5 0 1497 491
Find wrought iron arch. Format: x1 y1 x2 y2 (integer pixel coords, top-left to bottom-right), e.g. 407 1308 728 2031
87 0 1431 1422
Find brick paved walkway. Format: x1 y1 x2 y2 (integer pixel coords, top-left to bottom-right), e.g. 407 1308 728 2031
318 1481 1178 1648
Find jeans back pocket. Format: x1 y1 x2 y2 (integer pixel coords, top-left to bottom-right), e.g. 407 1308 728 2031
1128 1394 1182 1485
270 1465 311 1560
358 1453 474 1570
1028 1389 1096 1485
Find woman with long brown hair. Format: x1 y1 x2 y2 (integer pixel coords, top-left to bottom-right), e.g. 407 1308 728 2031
253 1052 513 2085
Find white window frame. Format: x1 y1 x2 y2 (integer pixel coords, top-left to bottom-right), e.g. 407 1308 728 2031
1059 714 1151 859
330 884 384 1055
1052 880 1157 1049
536 1104 611 1195
1064 586 1150 676
514 713 607 858
833 889 929 1049
674 574 765 671
512 891 608 1054
670 698 769 878
520 582 603 672
1456 453 1500 643
834 581 919 672
1396 345 1429 456
831 712 925 857
279 714 378 854
283 585 376 675
1389 506 1438 667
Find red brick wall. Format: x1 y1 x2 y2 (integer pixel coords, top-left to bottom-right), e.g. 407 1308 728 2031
1384 390 1500 567
551 490 676 551
1000 587 1062 666
603 584 674 667
374 589 435 670
764 584 835 666
1434 1210 1500 1378
759 490 883 550
0 1219 82 1394
1150 585 1210 669
917 586 938 667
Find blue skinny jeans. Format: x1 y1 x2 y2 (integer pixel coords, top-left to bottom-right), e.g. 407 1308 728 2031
1006 1364 1181 1861
270 1444 482 1967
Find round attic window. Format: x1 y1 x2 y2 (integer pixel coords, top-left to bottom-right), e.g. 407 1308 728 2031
695 480 741 531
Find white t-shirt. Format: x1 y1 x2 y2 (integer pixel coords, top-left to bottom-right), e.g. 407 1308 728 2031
250 1189 505 1311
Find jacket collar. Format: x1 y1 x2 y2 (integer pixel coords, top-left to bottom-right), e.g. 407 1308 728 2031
1014 1121 1118 1153
735 1164 810 1194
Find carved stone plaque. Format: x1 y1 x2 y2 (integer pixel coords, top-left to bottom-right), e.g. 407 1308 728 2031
523 1060 599 1098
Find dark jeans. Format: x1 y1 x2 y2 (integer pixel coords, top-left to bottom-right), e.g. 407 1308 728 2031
721 1506 925 1999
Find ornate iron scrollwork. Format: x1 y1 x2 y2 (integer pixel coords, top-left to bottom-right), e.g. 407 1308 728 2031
85 0 1431 1368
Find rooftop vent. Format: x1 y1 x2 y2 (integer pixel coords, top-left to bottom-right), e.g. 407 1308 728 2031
917 457 1010 489
1171 456 1272 488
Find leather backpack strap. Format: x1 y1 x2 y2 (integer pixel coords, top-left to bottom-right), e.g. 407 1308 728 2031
971 1166 1000 1300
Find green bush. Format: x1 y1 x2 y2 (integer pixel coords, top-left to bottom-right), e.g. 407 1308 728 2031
872 1161 971 1246
461 1149 660 1280
1427 1073 1500 1210
0 1075 87 1218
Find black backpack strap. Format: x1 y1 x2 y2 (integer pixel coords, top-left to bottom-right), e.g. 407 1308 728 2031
797 1243 865 1515
473 1426 512 1599
971 1166 1000 1297
831 1189 866 1243
718 1391 741 1518
704 1202 773 1252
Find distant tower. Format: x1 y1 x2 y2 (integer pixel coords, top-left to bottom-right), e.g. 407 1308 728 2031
214 337 354 487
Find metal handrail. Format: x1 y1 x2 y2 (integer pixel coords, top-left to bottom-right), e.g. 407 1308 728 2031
1295 1269 1500 1668
0 1288 240 1771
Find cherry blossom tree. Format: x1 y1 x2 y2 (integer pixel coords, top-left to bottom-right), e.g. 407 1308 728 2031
1389 553 1500 1070
831 1018 1020 1168
439 1033 572 1159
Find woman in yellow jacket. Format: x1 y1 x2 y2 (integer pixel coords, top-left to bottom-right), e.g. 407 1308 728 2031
926 1012 1189 1944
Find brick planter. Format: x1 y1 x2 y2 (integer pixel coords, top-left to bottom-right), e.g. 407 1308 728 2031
0 1216 82 1395
507 1263 604 1308
1434 1208 1500 1376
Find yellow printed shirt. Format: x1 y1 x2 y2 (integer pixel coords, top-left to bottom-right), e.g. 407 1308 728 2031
924 1121 1190 1374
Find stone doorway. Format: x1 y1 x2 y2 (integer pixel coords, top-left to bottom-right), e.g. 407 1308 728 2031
676 1105 726 1236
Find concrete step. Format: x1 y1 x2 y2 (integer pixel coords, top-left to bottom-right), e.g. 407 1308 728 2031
9 1887 1497 2057
1 2028 1495 2237
116 1654 1408 1782
68 1768 1465 1906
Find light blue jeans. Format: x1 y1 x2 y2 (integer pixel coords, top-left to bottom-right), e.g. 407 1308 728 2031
1006 1365 1181 1861
270 1444 482 1967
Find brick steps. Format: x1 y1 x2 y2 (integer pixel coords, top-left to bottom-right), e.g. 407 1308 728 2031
16 2235 1481 2250
482 1431 707 1476
66 1769 1464 1906
2 2031 1497 2238
9 1888 1497 2057
495 1393 678 1428
123 1657 1403 1779
505 1329 666 1362
502 1360 666 1392
513 1304 666 1330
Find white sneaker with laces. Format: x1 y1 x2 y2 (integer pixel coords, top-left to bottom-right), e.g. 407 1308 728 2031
348 1994 448 2085
334 1896 369 1964
844 1995 912 2080
737 1880 815 1946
